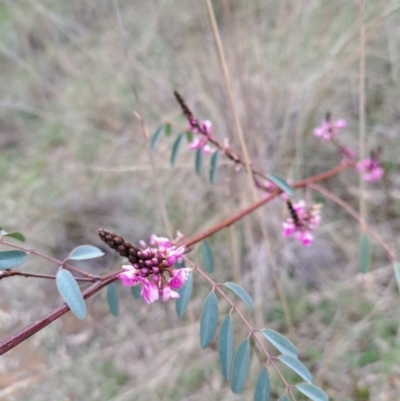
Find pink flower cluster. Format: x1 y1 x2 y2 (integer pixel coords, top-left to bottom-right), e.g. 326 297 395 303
188 119 216 155
118 235 191 304
356 158 384 182
259 180 291 201
282 200 321 247
314 118 347 140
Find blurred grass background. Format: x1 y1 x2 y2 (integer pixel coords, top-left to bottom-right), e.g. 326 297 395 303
0 0 400 400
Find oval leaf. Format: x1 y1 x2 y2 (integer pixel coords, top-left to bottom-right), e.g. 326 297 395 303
218 315 233 380
266 173 294 197
278 354 312 383
150 125 164 151
185 130 194 143
359 233 370 273
131 285 142 299
175 271 193 317
56 269 87 320
4 232 26 242
254 368 271 401
209 151 220 184
200 292 219 349
69 245 104 260
231 339 250 394
223 282 254 311
262 329 298 357
195 148 203 176
393 262 400 293
0 250 27 270
171 133 184 166
201 240 214 273
296 383 328 401
165 123 172 137
107 282 119 316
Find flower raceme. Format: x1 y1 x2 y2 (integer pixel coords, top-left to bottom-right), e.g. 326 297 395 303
314 116 347 141
117 234 190 304
188 118 216 155
282 200 322 247
356 158 384 182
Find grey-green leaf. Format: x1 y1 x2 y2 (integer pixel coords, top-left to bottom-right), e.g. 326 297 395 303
185 130 194 143
279 396 289 401
0 250 27 270
200 292 219 349
171 133 184 166
209 151 220 184
223 282 254 311
165 123 172 137
359 232 370 273
261 328 298 357
56 269 87 320
266 173 294 197
393 262 400 292
218 315 233 380
131 285 142 299
150 125 164 151
296 383 329 401
4 232 26 242
202 240 214 273
107 282 119 316
175 271 193 317
278 354 312 383
195 148 203 176
231 339 250 394
254 368 271 401
69 245 104 260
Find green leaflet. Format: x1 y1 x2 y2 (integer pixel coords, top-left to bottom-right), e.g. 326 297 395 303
296 383 329 401
150 125 164 151
195 148 203 176
261 328 298 357
200 292 218 349
201 240 214 273
266 173 294 197
359 232 370 273
175 272 193 317
56 269 87 320
0 250 27 270
218 315 233 380
107 282 119 316
231 339 250 394
69 245 104 260
223 282 254 311
171 133 184 166
253 368 270 401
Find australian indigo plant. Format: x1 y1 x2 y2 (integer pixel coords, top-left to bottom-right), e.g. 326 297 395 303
0 92 395 401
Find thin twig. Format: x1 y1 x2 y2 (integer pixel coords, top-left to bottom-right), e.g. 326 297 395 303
0 270 96 282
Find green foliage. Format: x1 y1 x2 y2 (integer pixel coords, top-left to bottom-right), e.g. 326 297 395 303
218 315 233 380
296 383 329 401
254 368 270 401
195 148 202 176
209 151 220 184
2 232 26 242
262 329 298 357
165 123 172 137
131 285 141 299
266 174 294 197
56 269 87 320
107 282 119 316
201 240 214 273
69 245 104 260
150 125 165 151
231 339 250 394
0 250 27 270
278 354 312 383
200 292 218 349
175 272 193 317
171 133 184 165
224 282 254 311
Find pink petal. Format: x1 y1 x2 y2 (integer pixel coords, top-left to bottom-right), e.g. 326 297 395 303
334 119 347 129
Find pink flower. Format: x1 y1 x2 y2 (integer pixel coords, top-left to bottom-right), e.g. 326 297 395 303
188 137 215 155
314 118 347 141
282 200 322 247
170 268 191 289
340 146 356 164
117 234 191 304
356 158 384 182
